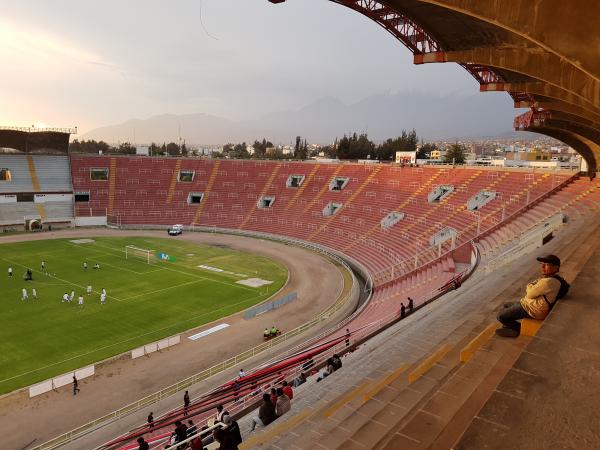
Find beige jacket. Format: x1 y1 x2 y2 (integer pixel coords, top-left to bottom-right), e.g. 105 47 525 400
275 394 291 417
519 276 562 320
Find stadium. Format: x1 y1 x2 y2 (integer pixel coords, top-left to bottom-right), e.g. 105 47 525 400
1 2 600 450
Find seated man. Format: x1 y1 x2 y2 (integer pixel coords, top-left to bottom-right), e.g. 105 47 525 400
270 326 278 337
250 393 277 431
263 328 270 340
496 254 569 337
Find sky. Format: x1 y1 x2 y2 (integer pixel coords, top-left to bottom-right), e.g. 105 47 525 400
0 0 481 134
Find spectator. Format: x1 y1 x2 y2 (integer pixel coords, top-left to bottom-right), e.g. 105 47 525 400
408 297 414 312
292 372 307 388
263 328 270 339
147 412 154 429
281 380 293 400
187 419 197 437
238 368 246 378
331 354 342 371
137 437 150 450
317 360 335 382
275 388 291 417
222 414 242 446
250 393 276 431
496 254 569 338
232 380 241 402
174 420 188 443
72 375 80 395
400 302 406 319
270 325 278 337
213 427 238 450
215 404 228 422
345 328 351 347
183 391 190 415
270 388 278 405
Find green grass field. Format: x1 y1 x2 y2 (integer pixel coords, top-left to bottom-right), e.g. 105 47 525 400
0 236 287 394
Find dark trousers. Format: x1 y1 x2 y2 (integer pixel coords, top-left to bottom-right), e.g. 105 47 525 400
498 302 531 331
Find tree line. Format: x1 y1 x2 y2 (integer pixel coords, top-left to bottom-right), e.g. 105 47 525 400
69 140 189 156
69 130 467 164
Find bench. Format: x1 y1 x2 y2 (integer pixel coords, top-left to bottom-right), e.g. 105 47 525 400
520 318 543 337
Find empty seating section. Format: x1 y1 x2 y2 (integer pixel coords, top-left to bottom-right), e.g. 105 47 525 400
478 177 600 254
70 156 580 276
31 155 73 191
0 155 73 225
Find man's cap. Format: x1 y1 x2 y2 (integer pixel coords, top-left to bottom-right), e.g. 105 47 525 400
537 254 561 266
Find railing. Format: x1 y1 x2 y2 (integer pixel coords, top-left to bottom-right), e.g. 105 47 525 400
35 230 363 450
482 213 564 273
110 243 479 450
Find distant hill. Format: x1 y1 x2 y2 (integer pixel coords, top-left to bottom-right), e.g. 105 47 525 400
82 92 526 145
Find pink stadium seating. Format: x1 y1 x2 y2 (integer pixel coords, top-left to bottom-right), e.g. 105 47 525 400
70 156 585 280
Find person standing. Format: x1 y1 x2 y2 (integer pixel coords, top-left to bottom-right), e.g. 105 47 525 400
147 412 154 429
8 266 12 278
87 284 92 296
408 297 414 312
345 328 351 347
62 292 69 303
73 375 80 395
41 260 46 272
32 288 37 300
400 302 406 319
183 390 190 416
83 261 88 270
78 295 84 308
100 292 106 305
70 290 75 302
22 288 28 301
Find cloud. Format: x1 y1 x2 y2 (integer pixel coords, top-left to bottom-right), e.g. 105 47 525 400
0 19 116 69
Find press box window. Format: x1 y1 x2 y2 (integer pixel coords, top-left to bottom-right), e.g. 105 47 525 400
90 168 109 181
75 192 90 202
178 170 195 182
187 192 204 204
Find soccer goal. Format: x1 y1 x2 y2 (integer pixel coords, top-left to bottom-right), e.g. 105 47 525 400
125 245 153 264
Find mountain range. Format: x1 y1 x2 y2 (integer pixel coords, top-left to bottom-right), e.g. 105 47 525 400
82 92 528 146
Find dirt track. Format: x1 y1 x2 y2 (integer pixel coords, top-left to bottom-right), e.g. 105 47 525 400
0 229 345 450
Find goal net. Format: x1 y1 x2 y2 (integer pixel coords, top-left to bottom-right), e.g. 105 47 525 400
125 245 153 264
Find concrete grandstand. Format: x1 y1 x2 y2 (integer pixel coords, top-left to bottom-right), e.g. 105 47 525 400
1 1 600 450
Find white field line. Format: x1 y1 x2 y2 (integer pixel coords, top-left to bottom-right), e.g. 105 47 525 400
0 291 265 385
0 257 124 302
65 242 163 276
90 240 258 293
120 279 205 301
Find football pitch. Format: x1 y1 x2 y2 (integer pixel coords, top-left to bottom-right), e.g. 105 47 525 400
0 236 288 394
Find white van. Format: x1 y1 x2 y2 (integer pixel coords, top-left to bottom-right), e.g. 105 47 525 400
168 224 184 236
